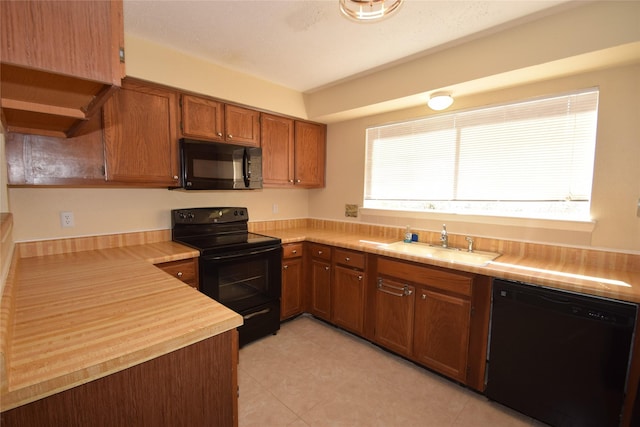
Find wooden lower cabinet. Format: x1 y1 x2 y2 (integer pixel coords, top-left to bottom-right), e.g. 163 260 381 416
307 244 332 321
373 277 415 357
155 258 199 289
0 330 239 427
281 243 304 320
332 265 365 335
414 288 471 382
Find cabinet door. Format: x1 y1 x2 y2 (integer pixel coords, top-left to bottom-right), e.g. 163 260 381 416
0 0 124 137
103 79 179 186
225 105 260 147
181 95 224 141
332 265 365 335
309 258 331 321
293 121 326 188
374 277 415 357
414 288 471 382
261 113 294 187
281 257 304 320
1 0 122 84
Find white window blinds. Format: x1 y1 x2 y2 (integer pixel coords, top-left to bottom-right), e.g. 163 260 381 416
364 89 599 219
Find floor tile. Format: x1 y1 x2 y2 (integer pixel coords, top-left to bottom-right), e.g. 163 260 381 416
239 314 544 427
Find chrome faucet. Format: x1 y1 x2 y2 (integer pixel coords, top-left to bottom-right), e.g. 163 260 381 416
440 224 448 248
465 236 474 252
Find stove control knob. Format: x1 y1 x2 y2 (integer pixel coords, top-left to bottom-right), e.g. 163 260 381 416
218 210 223 217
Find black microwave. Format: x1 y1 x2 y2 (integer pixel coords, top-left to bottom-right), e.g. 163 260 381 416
178 138 263 190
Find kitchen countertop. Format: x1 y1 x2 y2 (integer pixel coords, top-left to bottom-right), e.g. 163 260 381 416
0 242 242 412
2 225 638 412
263 227 640 304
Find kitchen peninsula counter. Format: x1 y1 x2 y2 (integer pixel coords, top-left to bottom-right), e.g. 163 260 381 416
259 225 640 304
0 241 242 413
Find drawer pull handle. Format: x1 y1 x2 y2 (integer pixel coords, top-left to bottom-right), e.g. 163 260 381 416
377 279 412 297
243 307 271 320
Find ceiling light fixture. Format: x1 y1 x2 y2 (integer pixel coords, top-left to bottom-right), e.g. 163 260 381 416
339 0 403 22
427 92 454 111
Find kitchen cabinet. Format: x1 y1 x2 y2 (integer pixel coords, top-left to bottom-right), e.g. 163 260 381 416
294 121 326 188
5 115 106 186
261 113 295 187
332 249 366 335
307 243 332 321
181 94 260 147
0 0 124 137
374 256 476 384
262 118 326 188
156 258 199 289
1 330 238 427
281 243 304 320
102 78 180 186
373 276 415 357
414 288 470 382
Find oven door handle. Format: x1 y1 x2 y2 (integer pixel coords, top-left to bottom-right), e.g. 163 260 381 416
206 245 280 261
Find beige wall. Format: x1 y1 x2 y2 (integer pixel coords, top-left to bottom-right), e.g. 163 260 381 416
311 64 640 252
4 1 640 253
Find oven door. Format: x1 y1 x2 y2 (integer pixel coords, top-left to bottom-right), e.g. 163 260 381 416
199 245 282 313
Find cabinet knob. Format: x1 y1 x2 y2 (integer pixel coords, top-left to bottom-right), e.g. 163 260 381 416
345 257 350 262
173 175 179 180
421 294 427 300
296 179 301 183
217 132 223 137
358 275 363 281
324 266 330 271
227 134 233 139
283 265 288 270
177 272 183 278
318 250 323 255
292 250 297 254
289 179 294 183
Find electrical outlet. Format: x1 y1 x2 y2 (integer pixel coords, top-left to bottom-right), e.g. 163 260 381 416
60 211 75 228
272 204 279 214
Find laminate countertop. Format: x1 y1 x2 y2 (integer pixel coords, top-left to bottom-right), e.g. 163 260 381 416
0 242 242 412
264 227 640 304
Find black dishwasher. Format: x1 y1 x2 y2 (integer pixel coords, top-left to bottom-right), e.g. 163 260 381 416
486 279 637 427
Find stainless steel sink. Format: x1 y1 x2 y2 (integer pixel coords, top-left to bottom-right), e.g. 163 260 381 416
379 241 501 266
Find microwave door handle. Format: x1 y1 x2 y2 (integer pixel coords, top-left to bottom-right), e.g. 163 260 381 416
243 148 251 187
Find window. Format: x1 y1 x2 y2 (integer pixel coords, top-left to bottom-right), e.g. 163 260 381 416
364 89 599 220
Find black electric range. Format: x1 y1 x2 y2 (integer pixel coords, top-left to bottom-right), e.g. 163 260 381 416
171 207 282 346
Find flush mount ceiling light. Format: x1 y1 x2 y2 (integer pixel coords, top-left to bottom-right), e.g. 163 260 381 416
339 0 403 22
428 92 454 111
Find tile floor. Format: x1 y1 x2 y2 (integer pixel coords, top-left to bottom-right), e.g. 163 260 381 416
238 314 547 427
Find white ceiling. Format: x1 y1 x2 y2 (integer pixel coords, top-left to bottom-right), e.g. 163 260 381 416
123 0 573 93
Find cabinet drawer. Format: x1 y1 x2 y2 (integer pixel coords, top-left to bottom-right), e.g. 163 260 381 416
333 248 365 269
156 258 198 288
308 243 332 260
283 243 303 259
377 257 472 296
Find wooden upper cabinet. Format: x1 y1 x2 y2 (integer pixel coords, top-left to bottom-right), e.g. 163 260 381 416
261 113 295 186
180 95 260 147
225 104 260 146
102 79 180 186
263 118 326 188
181 95 224 141
0 0 125 137
294 121 326 188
